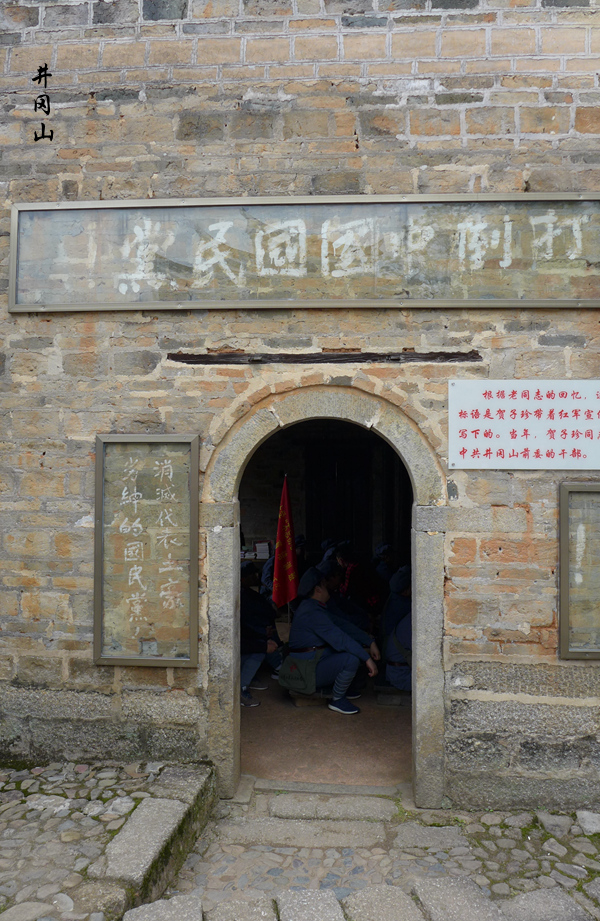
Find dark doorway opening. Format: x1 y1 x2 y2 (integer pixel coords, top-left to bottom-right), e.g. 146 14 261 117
240 419 412 566
238 419 413 786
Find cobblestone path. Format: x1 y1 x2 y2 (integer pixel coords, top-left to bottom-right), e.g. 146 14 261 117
0 760 180 920
164 776 600 919
3 762 600 920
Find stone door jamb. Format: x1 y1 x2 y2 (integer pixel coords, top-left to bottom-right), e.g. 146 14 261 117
201 386 447 807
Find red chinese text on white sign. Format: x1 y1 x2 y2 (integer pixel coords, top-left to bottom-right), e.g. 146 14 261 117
449 380 600 470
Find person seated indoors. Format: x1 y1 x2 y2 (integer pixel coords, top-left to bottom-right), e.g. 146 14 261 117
282 566 378 715
316 560 380 663
322 545 371 633
241 561 284 665
373 543 395 584
295 533 308 579
382 565 412 692
259 544 276 599
240 561 283 708
319 537 339 565
335 543 382 631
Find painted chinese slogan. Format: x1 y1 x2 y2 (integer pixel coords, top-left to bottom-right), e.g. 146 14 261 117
449 381 600 470
567 490 600 652
12 199 600 309
100 441 193 661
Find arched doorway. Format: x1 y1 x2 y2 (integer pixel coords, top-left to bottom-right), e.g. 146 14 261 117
202 386 447 807
240 419 413 565
238 418 413 785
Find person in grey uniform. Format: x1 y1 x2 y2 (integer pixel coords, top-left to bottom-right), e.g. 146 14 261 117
240 562 281 707
259 550 276 599
319 537 339 565
284 567 378 715
317 560 380 663
373 543 395 584
382 565 412 692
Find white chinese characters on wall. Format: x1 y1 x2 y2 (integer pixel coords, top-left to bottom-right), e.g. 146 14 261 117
101 441 192 660
449 381 600 470
116 209 586 291
16 200 600 308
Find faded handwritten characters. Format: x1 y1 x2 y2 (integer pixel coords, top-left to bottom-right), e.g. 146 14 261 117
102 444 191 658
117 455 149 639
19 204 600 307
153 457 185 616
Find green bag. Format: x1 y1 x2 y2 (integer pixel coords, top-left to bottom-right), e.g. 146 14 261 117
277 650 323 695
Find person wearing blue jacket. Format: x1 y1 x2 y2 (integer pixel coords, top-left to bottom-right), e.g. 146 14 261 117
259 551 275 599
317 560 381 663
382 565 412 692
373 543 395 584
285 567 378 715
240 562 282 707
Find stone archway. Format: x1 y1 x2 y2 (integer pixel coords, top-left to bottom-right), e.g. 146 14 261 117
201 386 447 807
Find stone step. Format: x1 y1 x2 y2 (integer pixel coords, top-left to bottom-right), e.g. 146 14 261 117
123 883 597 921
125 892 204 921
197 889 427 921
342 885 426 920
252 777 399 797
277 890 345 921
88 765 215 910
394 820 469 850
216 816 387 848
498 888 594 920
413 878 508 921
206 895 278 921
268 792 397 822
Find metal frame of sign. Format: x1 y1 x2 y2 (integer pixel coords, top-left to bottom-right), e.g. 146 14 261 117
9 192 600 313
94 434 199 667
559 481 600 660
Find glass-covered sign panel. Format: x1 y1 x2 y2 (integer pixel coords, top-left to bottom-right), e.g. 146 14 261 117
10 195 600 311
94 435 199 666
560 483 600 658
449 380 600 470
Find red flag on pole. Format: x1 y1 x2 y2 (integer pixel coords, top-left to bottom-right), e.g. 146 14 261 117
272 476 299 608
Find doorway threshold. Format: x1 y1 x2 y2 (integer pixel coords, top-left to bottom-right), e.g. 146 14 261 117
252 777 403 797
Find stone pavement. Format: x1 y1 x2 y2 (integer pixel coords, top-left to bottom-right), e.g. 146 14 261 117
152 775 600 920
3 764 600 920
0 760 215 921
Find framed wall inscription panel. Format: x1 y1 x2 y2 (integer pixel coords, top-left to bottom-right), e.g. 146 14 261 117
10 193 600 312
559 482 600 659
94 435 199 667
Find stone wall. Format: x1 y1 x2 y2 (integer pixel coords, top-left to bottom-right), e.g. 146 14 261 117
1 0 600 804
1 0 600 198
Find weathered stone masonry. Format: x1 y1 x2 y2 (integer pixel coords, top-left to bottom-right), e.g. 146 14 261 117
1 0 600 805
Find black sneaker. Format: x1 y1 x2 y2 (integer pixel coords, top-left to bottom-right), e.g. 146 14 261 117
328 697 360 715
249 681 268 690
241 688 260 707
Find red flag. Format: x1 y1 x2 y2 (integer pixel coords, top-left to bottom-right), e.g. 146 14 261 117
272 476 298 608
